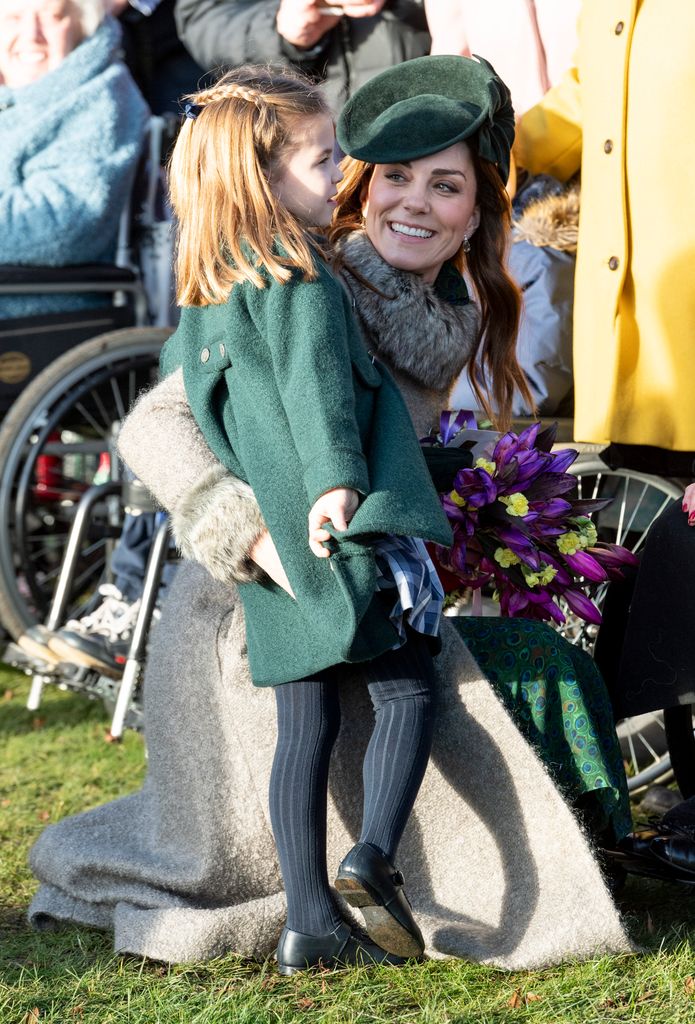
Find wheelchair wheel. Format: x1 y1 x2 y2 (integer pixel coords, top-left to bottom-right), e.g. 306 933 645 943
561 459 685 794
0 326 171 640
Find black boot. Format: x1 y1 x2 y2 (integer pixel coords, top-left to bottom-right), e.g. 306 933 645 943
334 842 424 958
275 920 407 975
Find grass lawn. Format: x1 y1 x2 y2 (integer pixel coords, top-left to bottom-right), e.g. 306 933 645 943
3 662 695 1024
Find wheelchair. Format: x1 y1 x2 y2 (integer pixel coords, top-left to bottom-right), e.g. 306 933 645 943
0 116 174 644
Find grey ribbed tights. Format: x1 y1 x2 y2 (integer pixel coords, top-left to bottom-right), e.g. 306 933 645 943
269 634 435 936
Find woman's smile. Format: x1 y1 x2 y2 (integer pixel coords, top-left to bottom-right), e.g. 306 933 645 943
388 221 435 240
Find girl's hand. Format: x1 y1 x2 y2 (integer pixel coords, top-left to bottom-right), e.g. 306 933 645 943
683 483 695 525
308 487 359 557
250 530 295 597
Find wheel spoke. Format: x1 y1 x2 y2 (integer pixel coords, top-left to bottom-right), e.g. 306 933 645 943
631 495 676 555
72 560 106 593
90 386 114 433
73 401 108 438
110 374 127 423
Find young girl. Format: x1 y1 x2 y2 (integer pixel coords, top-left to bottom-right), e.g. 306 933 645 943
164 65 453 974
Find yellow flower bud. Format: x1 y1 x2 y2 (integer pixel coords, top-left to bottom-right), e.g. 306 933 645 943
521 565 540 587
500 492 529 517
557 531 581 555
475 458 497 476
494 546 521 568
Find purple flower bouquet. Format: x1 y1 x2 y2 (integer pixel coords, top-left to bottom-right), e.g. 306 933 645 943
427 413 638 626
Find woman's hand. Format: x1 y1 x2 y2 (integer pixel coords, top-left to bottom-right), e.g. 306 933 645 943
250 530 295 597
308 487 360 557
683 483 695 525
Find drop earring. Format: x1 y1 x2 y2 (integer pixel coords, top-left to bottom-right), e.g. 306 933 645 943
462 235 471 254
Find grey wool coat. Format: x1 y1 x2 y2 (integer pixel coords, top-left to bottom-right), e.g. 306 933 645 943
28 236 633 968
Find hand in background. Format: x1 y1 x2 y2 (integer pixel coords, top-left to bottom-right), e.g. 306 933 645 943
682 483 695 525
108 0 132 15
276 0 387 49
250 530 295 597
308 487 360 557
424 0 469 55
331 1 387 17
276 0 341 49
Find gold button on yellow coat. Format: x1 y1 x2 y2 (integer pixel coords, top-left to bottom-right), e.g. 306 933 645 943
515 0 695 450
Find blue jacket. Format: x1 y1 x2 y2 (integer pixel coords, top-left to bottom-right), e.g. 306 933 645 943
0 17 148 319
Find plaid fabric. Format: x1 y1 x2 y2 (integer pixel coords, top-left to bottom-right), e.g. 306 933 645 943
374 535 444 646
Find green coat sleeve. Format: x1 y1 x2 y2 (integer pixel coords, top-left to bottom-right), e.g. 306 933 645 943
249 267 371 506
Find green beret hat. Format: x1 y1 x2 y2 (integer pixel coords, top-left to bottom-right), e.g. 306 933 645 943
336 54 515 182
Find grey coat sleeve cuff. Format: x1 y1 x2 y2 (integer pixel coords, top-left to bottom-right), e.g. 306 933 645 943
171 466 268 586
118 369 267 584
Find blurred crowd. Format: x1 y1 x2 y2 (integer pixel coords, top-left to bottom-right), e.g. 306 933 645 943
4 0 692 460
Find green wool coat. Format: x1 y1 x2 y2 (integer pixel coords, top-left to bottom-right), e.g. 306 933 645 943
161 255 452 686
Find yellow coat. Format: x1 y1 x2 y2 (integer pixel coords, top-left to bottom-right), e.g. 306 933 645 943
515 0 695 450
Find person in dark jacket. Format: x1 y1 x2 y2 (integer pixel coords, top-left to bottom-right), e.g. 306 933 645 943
109 0 205 115
174 0 430 109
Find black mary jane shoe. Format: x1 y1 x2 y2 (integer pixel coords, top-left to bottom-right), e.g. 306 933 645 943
602 830 695 883
334 842 424 958
275 920 407 975
649 835 695 879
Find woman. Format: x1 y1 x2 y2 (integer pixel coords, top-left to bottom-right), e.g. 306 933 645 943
514 0 695 465
28 56 632 969
0 0 148 320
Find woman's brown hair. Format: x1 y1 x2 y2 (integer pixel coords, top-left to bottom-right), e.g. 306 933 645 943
329 150 534 430
169 66 329 306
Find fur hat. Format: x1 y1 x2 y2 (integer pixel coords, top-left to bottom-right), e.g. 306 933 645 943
336 54 515 181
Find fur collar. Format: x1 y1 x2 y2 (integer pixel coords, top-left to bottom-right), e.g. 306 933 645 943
335 231 479 391
513 186 580 253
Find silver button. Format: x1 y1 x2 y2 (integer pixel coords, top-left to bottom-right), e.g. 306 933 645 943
200 347 210 363
219 343 225 357
608 256 620 271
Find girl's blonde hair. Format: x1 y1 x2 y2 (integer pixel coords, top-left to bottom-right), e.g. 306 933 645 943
169 65 330 306
330 154 534 431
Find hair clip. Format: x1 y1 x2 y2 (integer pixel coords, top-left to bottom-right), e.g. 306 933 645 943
183 102 202 120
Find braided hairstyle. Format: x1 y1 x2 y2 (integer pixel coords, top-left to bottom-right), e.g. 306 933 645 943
169 65 330 306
